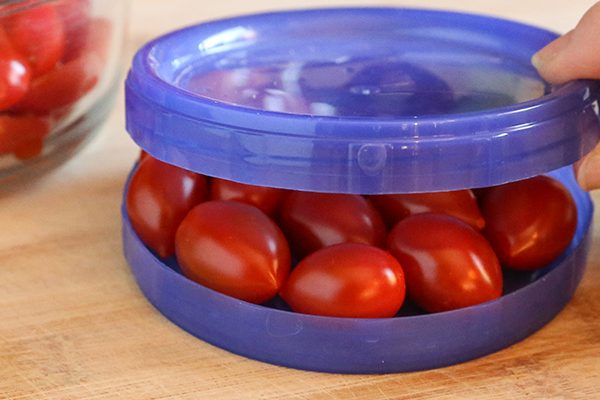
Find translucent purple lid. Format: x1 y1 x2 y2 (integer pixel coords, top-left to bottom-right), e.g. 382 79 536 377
125 8 600 193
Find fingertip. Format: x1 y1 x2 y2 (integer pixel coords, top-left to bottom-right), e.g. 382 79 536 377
531 31 575 84
533 3 600 84
575 152 600 191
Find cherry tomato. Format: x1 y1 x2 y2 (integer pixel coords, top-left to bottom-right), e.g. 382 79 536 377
175 201 291 304
126 156 208 258
278 192 387 258
2 3 65 76
0 27 30 110
481 176 577 271
370 190 485 230
280 243 405 318
54 0 91 62
388 213 502 313
471 187 490 200
210 178 287 216
0 114 49 155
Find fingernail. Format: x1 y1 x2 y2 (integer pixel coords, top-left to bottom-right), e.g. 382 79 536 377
531 31 573 71
531 51 546 70
576 152 600 191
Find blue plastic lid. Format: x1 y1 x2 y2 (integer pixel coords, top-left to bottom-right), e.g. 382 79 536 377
125 8 600 193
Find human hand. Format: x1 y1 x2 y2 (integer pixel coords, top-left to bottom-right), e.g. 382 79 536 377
532 2 600 190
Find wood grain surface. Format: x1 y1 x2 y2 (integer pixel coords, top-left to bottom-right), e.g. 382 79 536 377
1 1 599 399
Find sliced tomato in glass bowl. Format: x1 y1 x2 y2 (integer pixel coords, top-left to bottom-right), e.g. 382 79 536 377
0 27 31 111
54 0 92 62
0 114 50 157
12 17 112 115
2 3 65 76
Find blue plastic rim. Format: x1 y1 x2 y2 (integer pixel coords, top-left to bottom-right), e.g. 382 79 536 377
122 166 593 373
125 7 600 193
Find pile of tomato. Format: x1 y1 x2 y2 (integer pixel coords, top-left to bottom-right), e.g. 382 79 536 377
127 153 578 318
0 0 110 159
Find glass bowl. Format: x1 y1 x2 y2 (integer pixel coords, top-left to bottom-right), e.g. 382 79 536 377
0 0 127 184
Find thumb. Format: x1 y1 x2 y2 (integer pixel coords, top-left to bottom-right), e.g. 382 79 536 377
532 2 600 84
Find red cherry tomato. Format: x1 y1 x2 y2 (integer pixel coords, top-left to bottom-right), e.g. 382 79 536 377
280 243 405 318
54 0 91 62
2 4 65 76
175 201 291 304
210 178 287 216
370 190 485 230
471 187 490 200
279 192 387 258
481 176 577 271
0 27 30 110
0 114 49 155
388 213 503 313
126 156 208 258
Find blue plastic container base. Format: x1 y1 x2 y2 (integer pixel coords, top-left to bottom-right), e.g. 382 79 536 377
123 7 598 373
121 166 593 374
